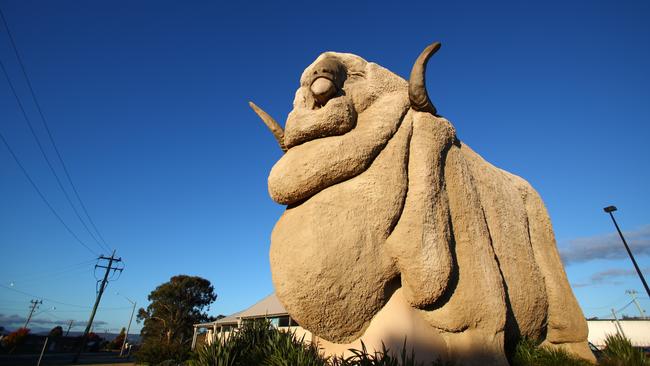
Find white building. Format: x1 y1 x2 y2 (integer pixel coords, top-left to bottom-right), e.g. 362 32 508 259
587 319 650 349
191 293 313 349
193 293 650 351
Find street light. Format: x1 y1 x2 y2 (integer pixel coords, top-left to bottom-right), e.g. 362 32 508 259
116 293 137 358
603 205 650 297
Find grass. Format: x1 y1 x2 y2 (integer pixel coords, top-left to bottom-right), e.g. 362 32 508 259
188 319 325 366
512 338 592 366
329 340 452 366
189 320 449 366
599 333 649 366
190 321 648 366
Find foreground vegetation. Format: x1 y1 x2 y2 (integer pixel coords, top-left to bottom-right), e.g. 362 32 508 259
512 338 592 366
513 333 648 366
137 319 648 365
599 333 649 366
135 275 217 365
187 320 451 366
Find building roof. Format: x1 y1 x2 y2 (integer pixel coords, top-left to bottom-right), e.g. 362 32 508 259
194 293 288 328
194 311 242 328
214 311 242 325
238 293 287 318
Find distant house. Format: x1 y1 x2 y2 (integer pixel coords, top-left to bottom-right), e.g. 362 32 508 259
193 293 650 351
191 293 313 349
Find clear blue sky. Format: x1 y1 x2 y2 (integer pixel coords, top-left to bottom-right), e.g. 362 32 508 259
1 0 649 335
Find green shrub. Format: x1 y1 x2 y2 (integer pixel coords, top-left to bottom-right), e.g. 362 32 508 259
263 329 327 366
190 320 450 366
190 319 325 366
135 339 190 365
600 333 649 366
231 319 278 364
2 328 30 354
512 338 592 366
328 340 453 366
109 327 126 350
189 337 240 366
158 324 650 366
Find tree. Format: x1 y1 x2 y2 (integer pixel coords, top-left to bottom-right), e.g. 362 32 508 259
83 332 105 352
110 327 126 350
2 328 30 353
137 275 216 346
49 325 63 338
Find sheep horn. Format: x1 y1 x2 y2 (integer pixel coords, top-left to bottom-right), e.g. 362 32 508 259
408 42 441 116
249 101 287 152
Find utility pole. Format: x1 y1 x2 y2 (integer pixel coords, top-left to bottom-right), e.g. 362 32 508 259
626 290 647 319
603 206 650 297
24 299 42 328
37 337 49 366
611 308 627 338
119 296 137 357
65 320 74 336
72 250 122 363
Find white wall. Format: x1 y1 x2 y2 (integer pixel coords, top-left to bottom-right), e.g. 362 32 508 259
587 320 650 348
279 326 313 344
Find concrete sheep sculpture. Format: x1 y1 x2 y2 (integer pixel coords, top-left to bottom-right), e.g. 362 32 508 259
250 42 594 365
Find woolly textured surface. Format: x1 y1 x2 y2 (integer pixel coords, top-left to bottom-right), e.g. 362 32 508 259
262 49 594 365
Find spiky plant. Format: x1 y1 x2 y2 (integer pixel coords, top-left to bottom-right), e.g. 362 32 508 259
600 333 649 366
329 340 450 366
263 329 328 366
188 337 239 366
190 319 329 366
230 319 277 364
512 338 593 366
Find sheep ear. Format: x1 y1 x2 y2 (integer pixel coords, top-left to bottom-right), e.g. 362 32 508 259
386 111 455 308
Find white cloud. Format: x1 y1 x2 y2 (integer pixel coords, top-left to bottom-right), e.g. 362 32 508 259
571 267 650 288
560 224 650 264
0 313 106 331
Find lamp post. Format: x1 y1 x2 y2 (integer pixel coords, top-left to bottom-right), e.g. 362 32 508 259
116 293 136 357
603 206 650 298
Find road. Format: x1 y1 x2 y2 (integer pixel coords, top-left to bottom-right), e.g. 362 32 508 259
0 351 135 366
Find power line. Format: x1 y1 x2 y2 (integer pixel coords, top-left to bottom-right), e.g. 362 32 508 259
9 265 93 287
0 6 112 254
74 250 123 363
44 311 69 321
0 53 109 255
40 308 132 313
0 306 31 311
5 258 96 283
626 290 647 319
0 283 130 310
0 132 98 256
0 283 92 309
595 300 636 319
23 299 42 328
583 294 629 310
615 300 634 314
